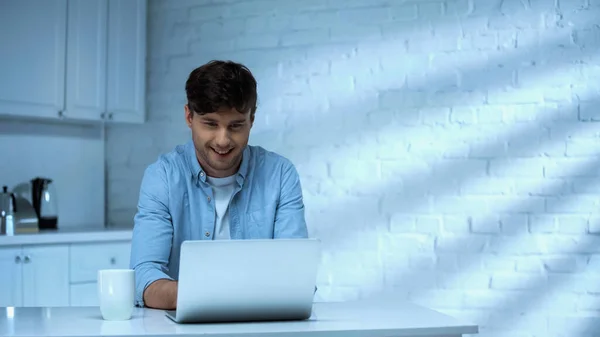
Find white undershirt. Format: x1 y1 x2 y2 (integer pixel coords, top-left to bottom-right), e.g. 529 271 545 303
206 175 237 240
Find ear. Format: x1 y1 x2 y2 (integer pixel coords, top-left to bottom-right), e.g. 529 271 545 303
184 104 193 128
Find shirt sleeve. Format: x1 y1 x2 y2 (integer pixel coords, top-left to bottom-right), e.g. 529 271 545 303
129 159 175 307
273 159 309 239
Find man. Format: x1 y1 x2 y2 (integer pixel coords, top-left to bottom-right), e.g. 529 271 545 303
129 60 309 310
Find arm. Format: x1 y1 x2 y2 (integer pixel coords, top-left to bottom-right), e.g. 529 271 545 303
274 160 317 294
129 160 177 309
273 160 309 239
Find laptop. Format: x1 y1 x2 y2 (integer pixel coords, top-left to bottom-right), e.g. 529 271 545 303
165 238 321 324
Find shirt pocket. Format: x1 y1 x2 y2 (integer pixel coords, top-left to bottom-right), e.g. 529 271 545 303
245 205 276 239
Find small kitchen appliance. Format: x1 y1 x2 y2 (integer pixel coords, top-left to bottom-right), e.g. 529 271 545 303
31 177 59 230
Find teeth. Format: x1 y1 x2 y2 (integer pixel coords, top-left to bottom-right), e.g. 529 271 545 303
213 148 230 155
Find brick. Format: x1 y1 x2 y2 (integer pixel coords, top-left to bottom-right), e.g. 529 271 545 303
435 235 489 253
433 196 490 213
415 216 442 233
471 217 501 233
417 2 444 18
574 26 600 48
379 90 429 109
188 4 230 21
235 33 279 50
409 254 437 270
556 215 589 234
383 234 435 253
443 216 471 233
436 254 458 271
330 25 382 43
280 29 329 47
390 4 418 20
483 255 517 271
411 290 464 309
460 67 515 91
578 295 600 311
512 178 570 196
489 159 546 177
529 215 557 233
543 256 584 273
337 7 391 25
491 273 546 290
450 106 477 124
546 196 599 212
390 214 416 232
444 0 473 16
545 158 600 178
579 101 600 120
461 178 513 195
500 214 528 234
488 87 544 104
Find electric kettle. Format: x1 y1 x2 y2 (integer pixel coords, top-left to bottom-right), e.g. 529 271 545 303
31 177 58 230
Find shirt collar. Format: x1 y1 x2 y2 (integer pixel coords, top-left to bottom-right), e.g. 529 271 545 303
186 140 250 184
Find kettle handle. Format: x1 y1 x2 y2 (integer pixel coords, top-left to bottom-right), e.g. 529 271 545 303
10 193 16 213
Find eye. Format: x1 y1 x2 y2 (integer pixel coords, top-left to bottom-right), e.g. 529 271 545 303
204 122 217 128
230 123 243 130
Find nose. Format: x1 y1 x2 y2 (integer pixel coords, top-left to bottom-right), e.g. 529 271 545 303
214 127 230 148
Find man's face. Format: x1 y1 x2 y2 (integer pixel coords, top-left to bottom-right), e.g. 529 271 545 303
185 105 253 178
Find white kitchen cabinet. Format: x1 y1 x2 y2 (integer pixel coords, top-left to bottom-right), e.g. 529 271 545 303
65 0 108 122
0 247 23 307
0 245 69 307
0 0 146 124
105 0 147 124
21 245 70 307
0 0 67 120
0 239 132 307
69 241 131 306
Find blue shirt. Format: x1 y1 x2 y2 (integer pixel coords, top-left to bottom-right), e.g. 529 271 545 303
129 140 309 307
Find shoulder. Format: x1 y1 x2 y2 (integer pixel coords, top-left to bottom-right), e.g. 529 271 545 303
246 145 296 173
142 142 190 180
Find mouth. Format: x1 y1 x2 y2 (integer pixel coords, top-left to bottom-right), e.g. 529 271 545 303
211 147 233 157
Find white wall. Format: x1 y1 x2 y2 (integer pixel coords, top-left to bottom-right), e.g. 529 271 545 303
106 0 600 336
0 119 105 228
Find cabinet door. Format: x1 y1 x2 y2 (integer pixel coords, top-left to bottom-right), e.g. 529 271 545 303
21 245 69 307
0 0 67 119
0 247 23 307
65 0 108 122
70 283 98 306
106 0 147 124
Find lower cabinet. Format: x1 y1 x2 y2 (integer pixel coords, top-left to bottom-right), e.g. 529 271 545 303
69 241 131 306
0 240 131 307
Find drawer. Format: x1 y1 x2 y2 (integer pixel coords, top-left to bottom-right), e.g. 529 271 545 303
70 242 131 283
70 283 98 306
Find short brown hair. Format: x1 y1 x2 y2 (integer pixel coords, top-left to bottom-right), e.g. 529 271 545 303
185 60 258 117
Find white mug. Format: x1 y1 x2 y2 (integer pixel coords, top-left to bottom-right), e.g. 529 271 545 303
98 269 135 320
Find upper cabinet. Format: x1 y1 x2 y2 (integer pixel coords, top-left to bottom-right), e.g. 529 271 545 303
0 0 147 124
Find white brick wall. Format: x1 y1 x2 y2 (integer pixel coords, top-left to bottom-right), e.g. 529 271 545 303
105 0 600 335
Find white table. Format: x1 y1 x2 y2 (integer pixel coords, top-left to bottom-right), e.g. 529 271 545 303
0 298 478 337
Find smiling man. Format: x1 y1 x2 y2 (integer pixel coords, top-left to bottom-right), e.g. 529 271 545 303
129 60 309 310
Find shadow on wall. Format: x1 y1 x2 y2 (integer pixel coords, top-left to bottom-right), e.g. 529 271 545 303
133 2 600 319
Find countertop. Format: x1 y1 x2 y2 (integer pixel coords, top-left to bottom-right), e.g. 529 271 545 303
0 298 478 337
0 226 132 246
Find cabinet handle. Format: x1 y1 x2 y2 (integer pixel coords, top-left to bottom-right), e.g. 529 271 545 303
23 256 30 263
101 112 106 119
108 113 113 120
14 256 21 264
110 257 116 265
58 110 64 118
